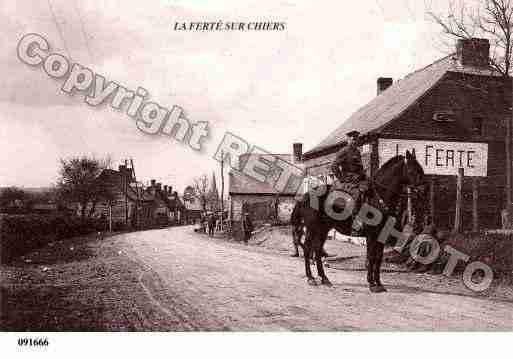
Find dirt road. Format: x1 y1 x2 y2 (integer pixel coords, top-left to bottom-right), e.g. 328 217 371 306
124 226 513 330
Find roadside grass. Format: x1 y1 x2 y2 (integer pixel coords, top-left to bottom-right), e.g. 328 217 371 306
385 231 512 281
0 232 174 331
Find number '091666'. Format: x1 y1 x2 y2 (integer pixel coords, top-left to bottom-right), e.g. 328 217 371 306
17 338 49 347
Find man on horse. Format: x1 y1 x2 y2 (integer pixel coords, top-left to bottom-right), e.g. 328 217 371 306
330 130 369 229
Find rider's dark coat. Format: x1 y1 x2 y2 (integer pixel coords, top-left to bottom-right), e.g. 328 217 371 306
331 143 365 183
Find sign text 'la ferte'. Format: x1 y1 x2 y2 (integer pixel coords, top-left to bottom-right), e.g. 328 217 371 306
378 139 488 177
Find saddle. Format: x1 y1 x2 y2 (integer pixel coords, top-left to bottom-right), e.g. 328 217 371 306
332 172 369 209
329 180 369 235
300 175 369 216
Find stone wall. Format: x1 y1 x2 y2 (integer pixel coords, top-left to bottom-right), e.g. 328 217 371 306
230 194 296 240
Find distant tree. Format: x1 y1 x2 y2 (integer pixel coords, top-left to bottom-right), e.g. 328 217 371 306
56 156 113 217
192 174 210 211
208 172 220 211
0 187 27 208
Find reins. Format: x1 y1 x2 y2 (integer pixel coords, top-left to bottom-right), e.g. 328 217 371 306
370 158 413 213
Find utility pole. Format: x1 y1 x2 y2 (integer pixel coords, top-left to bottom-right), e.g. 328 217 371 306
124 159 129 227
109 203 112 232
507 77 513 228
454 168 464 233
220 150 224 231
130 158 139 228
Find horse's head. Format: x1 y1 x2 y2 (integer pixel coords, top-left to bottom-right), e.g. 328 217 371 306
403 150 425 189
374 151 425 202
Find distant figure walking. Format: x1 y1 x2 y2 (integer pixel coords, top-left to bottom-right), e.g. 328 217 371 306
208 214 216 237
241 212 254 244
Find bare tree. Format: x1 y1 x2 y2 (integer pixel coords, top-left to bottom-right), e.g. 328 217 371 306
192 174 210 211
428 0 513 75
56 155 114 217
428 0 513 227
99 154 114 170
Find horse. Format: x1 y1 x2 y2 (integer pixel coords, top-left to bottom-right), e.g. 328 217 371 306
290 151 425 293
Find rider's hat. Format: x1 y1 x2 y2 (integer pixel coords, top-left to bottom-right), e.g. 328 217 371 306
346 130 360 138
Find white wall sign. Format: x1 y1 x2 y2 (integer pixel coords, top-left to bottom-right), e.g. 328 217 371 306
378 139 488 177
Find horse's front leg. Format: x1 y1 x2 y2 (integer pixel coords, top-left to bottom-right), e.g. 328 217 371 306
373 241 387 292
366 238 377 290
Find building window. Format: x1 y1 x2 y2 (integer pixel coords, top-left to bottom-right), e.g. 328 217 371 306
472 117 483 135
432 110 455 122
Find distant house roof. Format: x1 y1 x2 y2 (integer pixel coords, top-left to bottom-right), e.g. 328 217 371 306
96 169 141 202
182 197 203 211
166 194 184 210
97 169 176 205
229 154 300 195
305 54 501 156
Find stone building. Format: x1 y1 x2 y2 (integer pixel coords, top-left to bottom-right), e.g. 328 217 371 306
80 164 181 229
228 153 299 240
301 38 509 230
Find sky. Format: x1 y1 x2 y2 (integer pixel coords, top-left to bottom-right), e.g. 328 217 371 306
0 0 452 193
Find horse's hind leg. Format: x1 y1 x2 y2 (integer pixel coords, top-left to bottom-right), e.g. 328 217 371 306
366 239 377 290
315 231 332 286
291 229 300 257
303 231 316 285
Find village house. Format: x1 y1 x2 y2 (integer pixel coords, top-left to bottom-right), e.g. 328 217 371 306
181 196 203 224
229 153 300 240
300 38 509 231
80 164 182 229
162 184 185 225
146 180 172 227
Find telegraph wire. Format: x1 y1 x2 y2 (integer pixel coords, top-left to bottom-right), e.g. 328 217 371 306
45 0 72 61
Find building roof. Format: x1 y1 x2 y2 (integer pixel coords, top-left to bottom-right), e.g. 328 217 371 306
165 194 184 210
305 54 501 156
97 169 141 202
229 154 300 195
182 197 203 211
98 169 178 206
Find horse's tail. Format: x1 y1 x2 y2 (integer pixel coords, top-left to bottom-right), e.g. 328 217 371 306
290 197 303 227
290 197 306 250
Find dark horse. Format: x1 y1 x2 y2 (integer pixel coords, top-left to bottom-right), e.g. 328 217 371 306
290 151 424 293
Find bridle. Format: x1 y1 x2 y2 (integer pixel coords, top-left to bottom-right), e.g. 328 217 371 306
370 157 422 213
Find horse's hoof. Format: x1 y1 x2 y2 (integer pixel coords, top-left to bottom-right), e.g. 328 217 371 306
307 278 318 286
375 285 387 292
321 278 333 287
370 284 386 293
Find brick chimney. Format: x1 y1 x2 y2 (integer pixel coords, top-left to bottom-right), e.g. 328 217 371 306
118 165 129 185
292 143 303 164
377 77 393 95
456 38 490 68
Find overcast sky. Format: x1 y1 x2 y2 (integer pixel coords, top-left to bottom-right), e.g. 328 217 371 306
0 0 452 192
